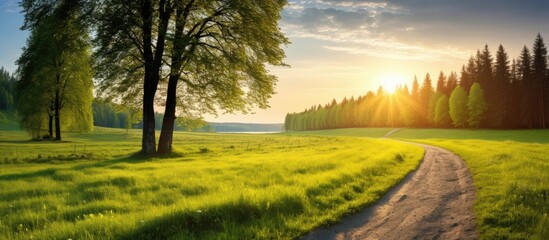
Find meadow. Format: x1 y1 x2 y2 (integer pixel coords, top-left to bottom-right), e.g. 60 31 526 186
314 128 549 240
0 127 423 239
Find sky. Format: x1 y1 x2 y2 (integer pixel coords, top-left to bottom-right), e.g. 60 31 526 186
2 0 549 123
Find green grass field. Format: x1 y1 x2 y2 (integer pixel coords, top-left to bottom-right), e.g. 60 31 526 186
0 127 423 239
308 128 549 240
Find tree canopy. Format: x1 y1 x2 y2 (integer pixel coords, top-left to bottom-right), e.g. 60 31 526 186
15 12 93 139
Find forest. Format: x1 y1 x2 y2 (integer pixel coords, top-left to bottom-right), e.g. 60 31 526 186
285 34 549 131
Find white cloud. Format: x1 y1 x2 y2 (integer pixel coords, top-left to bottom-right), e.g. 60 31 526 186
3 0 19 13
282 1 469 62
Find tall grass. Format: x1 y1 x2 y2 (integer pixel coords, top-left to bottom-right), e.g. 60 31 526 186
0 128 423 239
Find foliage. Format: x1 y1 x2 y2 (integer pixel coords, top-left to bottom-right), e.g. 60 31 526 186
434 95 451 127
449 87 469 127
0 128 423 239
15 13 93 139
468 83 488 128
0 67 15 111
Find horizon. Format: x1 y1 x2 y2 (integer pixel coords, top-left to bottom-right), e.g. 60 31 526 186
2 0 549 123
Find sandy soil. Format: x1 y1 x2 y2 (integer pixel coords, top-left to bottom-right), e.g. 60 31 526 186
302 143 477 240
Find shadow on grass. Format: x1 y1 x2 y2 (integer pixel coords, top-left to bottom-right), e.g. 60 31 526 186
0 150 188 181
120 194 305 240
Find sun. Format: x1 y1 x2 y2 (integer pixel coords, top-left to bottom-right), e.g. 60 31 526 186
379 73 405 94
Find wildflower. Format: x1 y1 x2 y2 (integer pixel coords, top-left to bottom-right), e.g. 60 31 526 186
9 204 12 208
140 220 145 224
197 210 202 213
98 213 104 218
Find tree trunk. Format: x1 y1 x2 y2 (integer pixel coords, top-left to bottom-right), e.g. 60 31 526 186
54 77 61 141
48 115 53 139
141 81 156 155
157 76 178 154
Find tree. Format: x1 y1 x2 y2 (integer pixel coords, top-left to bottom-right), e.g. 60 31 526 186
468 83 487 128
15 13 93 140
449 86 468 127
531 33 548 128
446 72 458 96
477 45 496 127
518 46 534 128
434 95 450 127
493 45 511 127
435 71 446 94
428 92 442 126
460 56 476 92
419 73 434 126
93 0 289 155
0 67 15 112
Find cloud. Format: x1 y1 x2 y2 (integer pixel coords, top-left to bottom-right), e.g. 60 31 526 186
282 0 549 62
3 0 19 13
282 0 471 61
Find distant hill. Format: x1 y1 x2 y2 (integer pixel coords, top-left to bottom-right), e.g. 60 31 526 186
208 122 283 132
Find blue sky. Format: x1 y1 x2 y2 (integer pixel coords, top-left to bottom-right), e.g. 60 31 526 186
2 0 549 123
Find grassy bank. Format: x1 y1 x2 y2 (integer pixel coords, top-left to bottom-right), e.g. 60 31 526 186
302 128 549 239
0 128 423 239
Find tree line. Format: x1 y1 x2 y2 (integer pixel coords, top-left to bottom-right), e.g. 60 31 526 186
285 34 549 131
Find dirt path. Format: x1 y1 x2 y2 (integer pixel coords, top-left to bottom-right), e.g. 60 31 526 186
302 143 477 240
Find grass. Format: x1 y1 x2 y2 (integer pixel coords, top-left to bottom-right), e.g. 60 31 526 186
304 127 549 240
0 127 423 239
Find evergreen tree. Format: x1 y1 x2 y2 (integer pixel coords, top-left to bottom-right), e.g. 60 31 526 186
477 45 495 127
493 44 511 127
436 72 446 94
518 46 534 128
449 86 468 127
460 56 476 91
419 73 434 126
531 34 548 128
468 83 488 128
446 72 458 96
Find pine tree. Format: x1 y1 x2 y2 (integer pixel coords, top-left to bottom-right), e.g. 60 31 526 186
519 46 534 128
493 44 511 127
436 72 446 94
419 73 434 126
446 72 458 96
531 34 548 128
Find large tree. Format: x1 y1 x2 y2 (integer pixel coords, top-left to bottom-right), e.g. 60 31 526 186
16 13 93 139
93 0 288 155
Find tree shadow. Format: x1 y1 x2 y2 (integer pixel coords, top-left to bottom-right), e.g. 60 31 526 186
0 150 188 182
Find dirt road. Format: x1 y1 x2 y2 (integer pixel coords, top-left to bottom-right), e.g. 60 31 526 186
302 143 477 240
